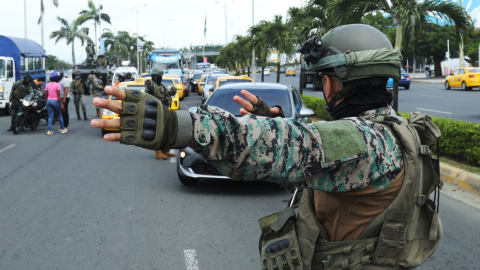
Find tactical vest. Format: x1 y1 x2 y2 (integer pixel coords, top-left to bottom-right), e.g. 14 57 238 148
258 112 442 270
13 83 30 100
72 81 85 95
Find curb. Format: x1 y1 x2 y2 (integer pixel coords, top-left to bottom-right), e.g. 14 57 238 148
440 162 480 196
411 79 444 84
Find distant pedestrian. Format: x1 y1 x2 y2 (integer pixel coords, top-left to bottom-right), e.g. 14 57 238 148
425 65 430 79
58 71 70 132
45 72 66 135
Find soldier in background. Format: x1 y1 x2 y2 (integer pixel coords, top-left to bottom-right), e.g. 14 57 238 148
92 70 104 117
144 67 177 160
97 55 107 67
88 70 95 97
70 75 89 121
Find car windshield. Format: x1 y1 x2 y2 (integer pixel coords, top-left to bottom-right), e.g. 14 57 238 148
193 74 203 80
166 77 181 84
219 80 252 87
181 76 187 83
162 79 175 87
468 68 480 73
207 76 219 84
206 88 292 118
117 85 145 94
401 68 408 73
287 68 294 71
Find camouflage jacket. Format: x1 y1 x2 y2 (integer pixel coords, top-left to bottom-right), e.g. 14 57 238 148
92 77 104 91
146 81 172 107
11 80 34 101
188 105 404 192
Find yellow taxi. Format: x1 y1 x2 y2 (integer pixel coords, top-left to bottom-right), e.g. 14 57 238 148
274 67 278 72
198 74 208 95
159 77 181 110
445 67 480 90
285 68 296 76
163 75 185 100
212 76 253 92
101 78 179 135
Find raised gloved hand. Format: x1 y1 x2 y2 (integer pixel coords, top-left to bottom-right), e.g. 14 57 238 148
90 87 178 151
233 90 285 118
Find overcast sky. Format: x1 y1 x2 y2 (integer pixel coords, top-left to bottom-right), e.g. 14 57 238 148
1 0 303 64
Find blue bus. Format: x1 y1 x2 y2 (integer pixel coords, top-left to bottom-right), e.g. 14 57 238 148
147 50 185 75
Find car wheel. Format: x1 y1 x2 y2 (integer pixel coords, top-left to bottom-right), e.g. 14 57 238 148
404 85 410 90
177 166 199 186
13 115 24 135
445 81 451 90
294 75 296 77
101 129 109 136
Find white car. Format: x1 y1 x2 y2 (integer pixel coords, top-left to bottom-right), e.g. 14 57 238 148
264 68 270 76
112 66 139 85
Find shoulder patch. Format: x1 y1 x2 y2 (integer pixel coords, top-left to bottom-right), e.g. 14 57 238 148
313 120 367 164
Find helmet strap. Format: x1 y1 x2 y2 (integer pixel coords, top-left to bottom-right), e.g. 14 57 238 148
323 84 354 116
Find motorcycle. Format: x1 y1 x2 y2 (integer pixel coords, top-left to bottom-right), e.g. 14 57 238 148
12 91 48 135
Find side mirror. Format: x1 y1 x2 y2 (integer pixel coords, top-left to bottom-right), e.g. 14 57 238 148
298 107 315 118
8 70 13 78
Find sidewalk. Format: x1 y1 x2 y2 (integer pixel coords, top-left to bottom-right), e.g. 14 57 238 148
409 72 445 84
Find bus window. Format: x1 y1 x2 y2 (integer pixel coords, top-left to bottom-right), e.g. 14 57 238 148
20 57 26 71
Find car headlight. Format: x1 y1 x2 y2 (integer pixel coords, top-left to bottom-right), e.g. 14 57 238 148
180 151 186 158
103 109 115 116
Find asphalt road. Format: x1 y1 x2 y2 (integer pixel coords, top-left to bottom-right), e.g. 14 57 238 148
0 89 479 269
254 72 480 124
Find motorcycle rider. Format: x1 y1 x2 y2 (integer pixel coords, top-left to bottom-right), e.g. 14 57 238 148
8 75 34 132
31 77 45 92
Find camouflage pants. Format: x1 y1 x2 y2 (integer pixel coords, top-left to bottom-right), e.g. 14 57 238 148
73 94 86 114
94 90 103 110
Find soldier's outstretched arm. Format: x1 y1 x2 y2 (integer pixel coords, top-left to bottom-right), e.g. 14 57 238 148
91 86 402 192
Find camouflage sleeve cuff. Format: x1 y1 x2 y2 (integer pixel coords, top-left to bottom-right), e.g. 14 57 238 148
172 110 193 148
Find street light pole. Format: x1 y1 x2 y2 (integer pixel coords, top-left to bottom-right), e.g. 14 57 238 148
251 0 256 82
24 0 27 38
225 0 228 45
133 4 148 72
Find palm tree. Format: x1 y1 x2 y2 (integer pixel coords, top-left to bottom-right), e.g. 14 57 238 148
328 0 472 110
102 28 129 58
38 0 59 48
234 35 252 76
50 17 91 66
77 0 111 53
261 15 295 83
249 21 271 82
329 0 471 51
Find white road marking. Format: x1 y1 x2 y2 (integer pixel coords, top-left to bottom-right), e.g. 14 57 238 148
184 249 199 270
0 144 16 154
415 108 452 115
421 95 444 98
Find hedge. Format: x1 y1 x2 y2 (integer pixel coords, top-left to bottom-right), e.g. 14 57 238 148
301 95 480 167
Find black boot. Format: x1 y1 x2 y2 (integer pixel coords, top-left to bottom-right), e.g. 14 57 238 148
77 113 81 120
83 112 89 121
7 121 13 131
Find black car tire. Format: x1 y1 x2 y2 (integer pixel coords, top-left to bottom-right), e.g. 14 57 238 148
31 119 39 131
462 81 472 91
177 166 199 186
404 85 410 90
445 81 451 90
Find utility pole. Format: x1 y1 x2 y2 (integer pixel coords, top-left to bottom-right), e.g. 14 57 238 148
24 0 27 38
251 0 256 82
225 0 228 45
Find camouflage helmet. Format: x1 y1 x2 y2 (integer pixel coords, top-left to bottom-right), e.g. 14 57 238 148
151 67 164 76
301 24 402 82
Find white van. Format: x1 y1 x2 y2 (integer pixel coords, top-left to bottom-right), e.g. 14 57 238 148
112 66 139 85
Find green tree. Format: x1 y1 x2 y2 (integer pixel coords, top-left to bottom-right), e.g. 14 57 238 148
101 28 129 58
360 13 396 45
249 21 271 81
50 17 92 66
464 30 480 66
415 23 459 76
77 0 111 54
46 54 73 70
38 0 59 48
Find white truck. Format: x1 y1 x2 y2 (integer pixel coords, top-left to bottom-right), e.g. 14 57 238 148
0 35 47 115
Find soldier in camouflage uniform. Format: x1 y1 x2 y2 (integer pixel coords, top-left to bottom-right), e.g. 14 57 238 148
144 67 177 160
88 70 95 96
92 70 105 117
92 24 442 269
8 75 34 131
70 76 89 120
